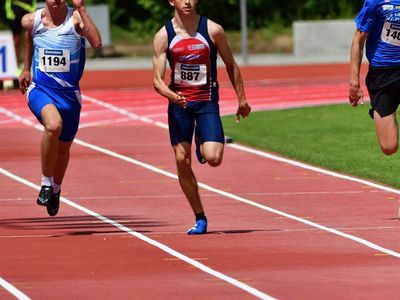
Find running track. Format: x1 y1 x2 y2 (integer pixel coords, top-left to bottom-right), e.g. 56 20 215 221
2 63 400 299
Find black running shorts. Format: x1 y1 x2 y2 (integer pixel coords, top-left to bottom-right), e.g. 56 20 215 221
365 66 400 119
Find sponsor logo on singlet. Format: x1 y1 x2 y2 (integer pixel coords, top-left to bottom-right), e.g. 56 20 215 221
188 44 205 51
179 54 201 61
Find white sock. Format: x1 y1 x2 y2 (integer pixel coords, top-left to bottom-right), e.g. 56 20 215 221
41 175 54 187
53 182 61 194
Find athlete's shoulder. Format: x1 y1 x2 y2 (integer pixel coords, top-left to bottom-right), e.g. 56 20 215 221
363 0 383 9
206 18 226 44
154 25 168 42
21 11 36 31
153 25 168 53
206 18 224 33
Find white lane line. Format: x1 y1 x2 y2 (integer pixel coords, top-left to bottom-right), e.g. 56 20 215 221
0 277 31 300
0 168 275 300
2 106 400 260
228 144 400 196
82 95 168 129
79 117 131 129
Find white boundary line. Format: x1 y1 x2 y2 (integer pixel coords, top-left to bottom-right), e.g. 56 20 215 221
2 105 400 259
0 277 31 300
83 95 168 129
0 168 275 300
228 144 400 196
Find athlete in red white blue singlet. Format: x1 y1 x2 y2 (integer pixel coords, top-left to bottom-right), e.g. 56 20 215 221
153 0 251 235
166 16 218 102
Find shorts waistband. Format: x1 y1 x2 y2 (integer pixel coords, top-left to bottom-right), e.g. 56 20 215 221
32 82 80 91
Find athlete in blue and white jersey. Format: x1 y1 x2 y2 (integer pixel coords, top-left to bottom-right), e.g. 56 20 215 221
30 6 85 89
19 0 101 216
350 0 400 156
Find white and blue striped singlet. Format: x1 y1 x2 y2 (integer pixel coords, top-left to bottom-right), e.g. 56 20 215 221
31 7 85 89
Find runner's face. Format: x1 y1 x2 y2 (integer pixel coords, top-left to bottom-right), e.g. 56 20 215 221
46 0 67 9
169 0 198 14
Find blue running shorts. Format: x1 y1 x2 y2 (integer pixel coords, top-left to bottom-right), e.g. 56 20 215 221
168 100 225 146
27 83 82 141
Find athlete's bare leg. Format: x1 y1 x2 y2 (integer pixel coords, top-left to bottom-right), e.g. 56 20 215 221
374 111 398 155
173 142 204 214
40 104 62 177
54 141 73 185
201 141 224 167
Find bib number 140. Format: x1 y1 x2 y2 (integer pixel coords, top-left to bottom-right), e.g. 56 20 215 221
381 22 400 46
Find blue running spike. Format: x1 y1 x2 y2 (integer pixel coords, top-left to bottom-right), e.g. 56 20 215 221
187 219 208 235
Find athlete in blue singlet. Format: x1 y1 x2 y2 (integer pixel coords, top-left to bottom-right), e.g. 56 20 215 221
153 0 251 234
350 0 400 155
19 0 101 216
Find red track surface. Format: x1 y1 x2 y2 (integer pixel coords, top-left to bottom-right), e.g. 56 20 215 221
2 63 400 300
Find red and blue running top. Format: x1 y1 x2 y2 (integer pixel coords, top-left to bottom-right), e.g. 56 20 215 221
165 16 219 102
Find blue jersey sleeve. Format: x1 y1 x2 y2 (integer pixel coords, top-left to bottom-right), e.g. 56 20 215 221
355 0 378 32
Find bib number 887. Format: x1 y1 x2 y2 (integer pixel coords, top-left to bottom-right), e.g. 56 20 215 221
181 71 200 81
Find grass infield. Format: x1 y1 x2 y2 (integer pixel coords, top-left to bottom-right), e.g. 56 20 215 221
221 103 400 189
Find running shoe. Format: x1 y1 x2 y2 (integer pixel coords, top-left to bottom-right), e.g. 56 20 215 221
187 219 208 235
194 130 206 164
47 190 60 217
36 185 53 206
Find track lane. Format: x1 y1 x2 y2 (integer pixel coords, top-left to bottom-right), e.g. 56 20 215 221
3 64 400 299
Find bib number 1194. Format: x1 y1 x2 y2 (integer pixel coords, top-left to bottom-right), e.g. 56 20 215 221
39 48 70 72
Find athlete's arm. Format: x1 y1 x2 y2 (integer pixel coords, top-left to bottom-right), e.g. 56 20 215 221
19 12 35 94
349 29 368 107
209 20 250 122
72 0 102 49
152 27 186 108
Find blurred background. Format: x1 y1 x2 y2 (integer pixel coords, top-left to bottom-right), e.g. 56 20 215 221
0 0 364 59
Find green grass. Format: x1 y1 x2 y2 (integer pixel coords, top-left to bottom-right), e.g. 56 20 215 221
107 25 292 57
221 104 400 188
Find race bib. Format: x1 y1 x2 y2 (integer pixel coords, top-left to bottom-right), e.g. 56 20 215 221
38 48 70 72
174 63 207 86
381 21 400 46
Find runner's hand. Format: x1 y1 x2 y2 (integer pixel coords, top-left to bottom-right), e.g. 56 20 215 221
72 0 85 8
174 92 187 109
349 83 364 107
18 70 31 95
236 102 251 123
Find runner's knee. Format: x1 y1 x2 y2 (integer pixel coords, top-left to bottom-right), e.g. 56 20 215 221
203 150 223 167
380 143 398 155
175 150 191 169
44 120 62 138
206 155 222 167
